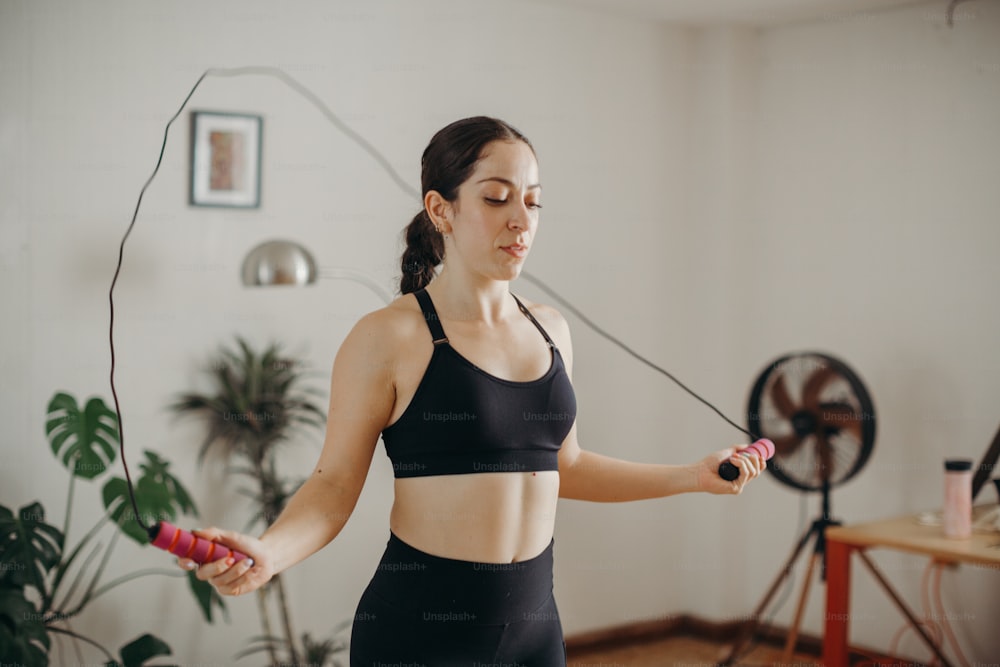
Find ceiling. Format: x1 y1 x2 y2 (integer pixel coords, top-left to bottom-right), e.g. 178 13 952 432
527 0 935 26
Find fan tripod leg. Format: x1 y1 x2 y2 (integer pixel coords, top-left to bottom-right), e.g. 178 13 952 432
716 521 821 666
782 551 820 660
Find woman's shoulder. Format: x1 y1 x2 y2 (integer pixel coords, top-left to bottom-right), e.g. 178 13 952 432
512 293 572 349
332 293 428 379
347 292 428 345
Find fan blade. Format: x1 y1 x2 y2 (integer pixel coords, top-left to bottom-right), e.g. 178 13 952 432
817 403 863 442
770 374 799 419
801 363 838 412
833 436 861 482
770 433 805 458
817 433 833 485
778 433 819 489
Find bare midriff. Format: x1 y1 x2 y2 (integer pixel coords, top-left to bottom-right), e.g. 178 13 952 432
389 470 559 563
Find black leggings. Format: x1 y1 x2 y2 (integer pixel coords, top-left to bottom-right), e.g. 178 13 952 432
350 532 566 667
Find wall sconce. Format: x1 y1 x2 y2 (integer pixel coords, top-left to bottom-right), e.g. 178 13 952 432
241 239 317 287
240 238 393 303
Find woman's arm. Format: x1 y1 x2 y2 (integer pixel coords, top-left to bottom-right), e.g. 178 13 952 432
260 308 401 572
558 423 764 501
179 308 400 595
530 300 764 502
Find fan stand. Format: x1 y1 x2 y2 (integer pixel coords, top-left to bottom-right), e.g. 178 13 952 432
717 479 840 666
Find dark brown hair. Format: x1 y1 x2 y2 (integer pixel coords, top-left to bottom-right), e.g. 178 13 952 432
398 116 534 294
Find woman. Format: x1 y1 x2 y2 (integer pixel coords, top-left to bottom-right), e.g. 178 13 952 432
179 116 765 666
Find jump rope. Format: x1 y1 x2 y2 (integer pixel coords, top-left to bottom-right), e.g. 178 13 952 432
108 66 772 566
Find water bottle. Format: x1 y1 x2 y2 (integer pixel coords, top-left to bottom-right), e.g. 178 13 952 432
943 459 973 539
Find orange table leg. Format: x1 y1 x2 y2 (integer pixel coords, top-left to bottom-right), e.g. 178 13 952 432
824 538 851 667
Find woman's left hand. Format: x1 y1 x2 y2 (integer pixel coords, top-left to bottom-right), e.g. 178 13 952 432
695 445 766 495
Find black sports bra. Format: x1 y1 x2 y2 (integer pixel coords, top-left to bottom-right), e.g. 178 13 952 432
381 288 577 478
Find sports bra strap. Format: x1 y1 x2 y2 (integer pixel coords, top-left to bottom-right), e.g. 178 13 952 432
414 289 448 345
415 288 555 349
510 293 556 349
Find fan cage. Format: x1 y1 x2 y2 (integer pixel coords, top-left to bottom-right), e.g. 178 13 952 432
747 352 876 492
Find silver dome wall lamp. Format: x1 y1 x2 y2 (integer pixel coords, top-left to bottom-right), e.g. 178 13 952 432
241 239 317 287
240 238 393 304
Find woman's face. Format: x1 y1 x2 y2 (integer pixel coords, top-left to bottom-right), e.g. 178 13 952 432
442 140 541 283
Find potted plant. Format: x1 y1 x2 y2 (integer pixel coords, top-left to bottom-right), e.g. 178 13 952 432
171 336 344 666
0 391 222 667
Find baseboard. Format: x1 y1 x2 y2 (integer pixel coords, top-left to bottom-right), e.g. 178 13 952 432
563 613 801 652
564 613 912 665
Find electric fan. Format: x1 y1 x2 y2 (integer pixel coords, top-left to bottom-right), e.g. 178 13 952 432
720 351 877 665
749 351 876 492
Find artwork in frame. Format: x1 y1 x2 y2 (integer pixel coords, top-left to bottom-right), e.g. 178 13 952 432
189 110 262 208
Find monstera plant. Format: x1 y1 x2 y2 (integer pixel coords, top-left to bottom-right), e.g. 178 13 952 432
0 391 224 667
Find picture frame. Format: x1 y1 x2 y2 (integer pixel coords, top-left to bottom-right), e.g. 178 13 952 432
189 110 262 208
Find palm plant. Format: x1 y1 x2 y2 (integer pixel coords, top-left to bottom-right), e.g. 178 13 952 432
170 336 335 666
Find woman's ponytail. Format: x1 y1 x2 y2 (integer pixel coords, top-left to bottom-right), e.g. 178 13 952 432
399 209 443 294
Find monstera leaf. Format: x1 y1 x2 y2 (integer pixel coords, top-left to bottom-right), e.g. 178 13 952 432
102 450 198 545
0 584 50 667
104 633 176 667
0 503 63 594
186 569 228 623
45 393 118 480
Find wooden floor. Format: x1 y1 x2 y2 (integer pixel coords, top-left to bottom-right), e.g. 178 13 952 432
563 615 912 666
568 635 822 667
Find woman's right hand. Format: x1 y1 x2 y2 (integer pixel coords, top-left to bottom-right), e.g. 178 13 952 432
176 527 273 597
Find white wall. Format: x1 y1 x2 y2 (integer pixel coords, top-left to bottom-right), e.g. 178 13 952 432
736 2 1000 659
2 0 998 663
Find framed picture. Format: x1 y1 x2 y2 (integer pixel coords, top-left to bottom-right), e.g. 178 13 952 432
189 110 262 208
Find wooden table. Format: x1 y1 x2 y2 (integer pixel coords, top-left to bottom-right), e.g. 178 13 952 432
823 513 1000 666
